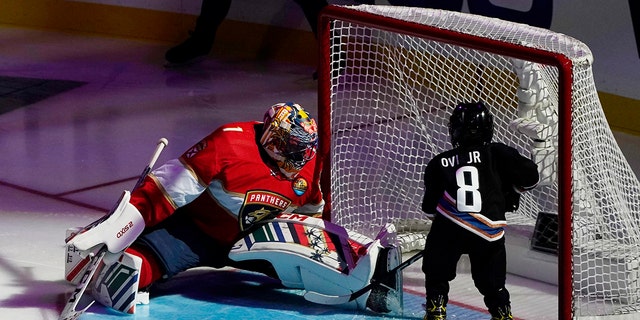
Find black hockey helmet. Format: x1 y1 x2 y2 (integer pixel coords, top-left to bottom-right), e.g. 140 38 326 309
448 102 494 148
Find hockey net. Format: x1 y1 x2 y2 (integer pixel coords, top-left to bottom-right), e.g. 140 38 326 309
316 5 640 319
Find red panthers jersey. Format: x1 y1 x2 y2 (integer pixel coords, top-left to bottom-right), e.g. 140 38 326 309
130 121 324 247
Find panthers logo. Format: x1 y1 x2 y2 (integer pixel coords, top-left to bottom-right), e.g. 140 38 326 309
239 191 291 231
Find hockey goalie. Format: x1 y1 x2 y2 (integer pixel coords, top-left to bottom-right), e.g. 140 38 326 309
63 102 402 317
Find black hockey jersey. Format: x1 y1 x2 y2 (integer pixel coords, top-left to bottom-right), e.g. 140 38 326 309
422 142 539 241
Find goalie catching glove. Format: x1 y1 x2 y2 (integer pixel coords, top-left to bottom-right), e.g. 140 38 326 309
67 190 145 264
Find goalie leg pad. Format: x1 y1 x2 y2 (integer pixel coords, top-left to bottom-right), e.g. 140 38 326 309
301 241 382 310
229 216 383 310
91 252 148 314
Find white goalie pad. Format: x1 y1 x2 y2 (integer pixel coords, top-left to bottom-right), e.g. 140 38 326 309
65 240 148 314
229 213 394 310
92 252 148 314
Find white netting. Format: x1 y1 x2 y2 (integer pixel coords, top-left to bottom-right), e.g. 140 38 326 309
319 5 640 318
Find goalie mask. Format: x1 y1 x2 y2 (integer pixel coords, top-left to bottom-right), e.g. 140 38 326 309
449 102 494 148
260 102 318 180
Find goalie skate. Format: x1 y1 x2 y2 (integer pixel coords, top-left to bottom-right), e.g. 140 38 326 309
366 244 403 313
91 252 148 314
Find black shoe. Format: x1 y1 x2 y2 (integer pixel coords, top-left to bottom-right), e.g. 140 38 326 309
424 295 447 320
164 35 212 67
490 305 514 320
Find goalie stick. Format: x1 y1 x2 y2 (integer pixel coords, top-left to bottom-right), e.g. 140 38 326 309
303 249 424 305
59 138 169 320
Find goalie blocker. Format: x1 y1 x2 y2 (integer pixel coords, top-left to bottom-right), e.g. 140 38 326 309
65 213 402 313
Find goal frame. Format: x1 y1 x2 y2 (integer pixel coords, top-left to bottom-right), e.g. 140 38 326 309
316 5 573 319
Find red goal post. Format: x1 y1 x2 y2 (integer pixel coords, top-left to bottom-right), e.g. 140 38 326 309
316 4 640 319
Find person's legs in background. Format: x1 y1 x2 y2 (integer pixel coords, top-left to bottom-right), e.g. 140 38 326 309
165 0 232 66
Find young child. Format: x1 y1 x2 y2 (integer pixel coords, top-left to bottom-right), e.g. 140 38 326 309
421 102 540 320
